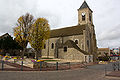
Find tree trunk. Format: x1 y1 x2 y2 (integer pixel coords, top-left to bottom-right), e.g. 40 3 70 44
39 49 42 58
35 49 42 60
21 48 26 59
35 51 38 60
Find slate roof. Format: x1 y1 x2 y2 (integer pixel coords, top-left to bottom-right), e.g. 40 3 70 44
63 40 89 55
78 1 92 12
0 33 10 39
50 25 86 38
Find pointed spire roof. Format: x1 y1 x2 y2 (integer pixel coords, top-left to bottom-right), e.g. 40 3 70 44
78 1 92 12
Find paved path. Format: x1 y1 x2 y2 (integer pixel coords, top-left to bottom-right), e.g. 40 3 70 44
86 62 120 79
0 62 120 80
0 62 15 69
0 68 119 80
87 63 113 71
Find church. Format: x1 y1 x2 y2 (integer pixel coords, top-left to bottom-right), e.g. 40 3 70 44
42 1 97 62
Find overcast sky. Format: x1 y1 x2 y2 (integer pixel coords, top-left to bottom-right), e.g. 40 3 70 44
0 0 120 48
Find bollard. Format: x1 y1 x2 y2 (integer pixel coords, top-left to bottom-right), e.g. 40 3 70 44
118 62 119 71
21 61 23 71
113 63 116 71
68 62 70 69
56 62 58 70
2 60 4 70
105 64 106 76
14 59 15 63
40 61 42 71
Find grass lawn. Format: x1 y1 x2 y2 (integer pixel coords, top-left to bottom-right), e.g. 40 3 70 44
44 60 59 62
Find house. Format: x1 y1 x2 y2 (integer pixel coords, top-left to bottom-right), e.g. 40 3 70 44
41 1 97 62
0 33 11 55
0 33 23 56
97 48 110 57
0 33 10 39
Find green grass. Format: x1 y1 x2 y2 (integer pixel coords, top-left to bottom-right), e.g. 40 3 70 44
44 60 59 62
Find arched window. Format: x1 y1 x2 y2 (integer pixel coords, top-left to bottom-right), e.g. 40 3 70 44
85 56 87 62
87 40 89 48
89 13 92 21
75 40 78 44
44 44 46 49
90 33 91 38
51 43 54 49
81 44 84 50
82 12 85 21
64 46 67 52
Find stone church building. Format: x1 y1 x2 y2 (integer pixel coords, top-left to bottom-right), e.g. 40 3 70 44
42 1 97 62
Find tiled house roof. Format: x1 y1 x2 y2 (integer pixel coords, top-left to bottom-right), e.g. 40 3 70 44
98 48 109 51
50 25 86 38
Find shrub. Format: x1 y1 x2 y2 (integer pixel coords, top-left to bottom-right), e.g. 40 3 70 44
97 56 110 61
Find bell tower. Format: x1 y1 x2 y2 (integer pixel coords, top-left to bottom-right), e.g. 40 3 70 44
78 1 93 25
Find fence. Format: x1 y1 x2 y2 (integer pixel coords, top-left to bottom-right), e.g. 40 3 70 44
0 59 72 71
0 55 89 71
0 60 31 71
105 61 120 76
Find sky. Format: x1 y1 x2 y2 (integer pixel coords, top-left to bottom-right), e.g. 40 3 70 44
0 0 120 48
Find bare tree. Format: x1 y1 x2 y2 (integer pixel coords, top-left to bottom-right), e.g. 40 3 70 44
14 13 34 58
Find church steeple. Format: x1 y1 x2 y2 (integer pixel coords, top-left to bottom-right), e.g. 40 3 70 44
78 1 93 25
79 1 89 9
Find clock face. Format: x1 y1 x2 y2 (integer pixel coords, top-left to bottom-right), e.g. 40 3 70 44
82 12 85 16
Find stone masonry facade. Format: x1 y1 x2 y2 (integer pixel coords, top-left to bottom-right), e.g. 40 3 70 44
41 1 97 62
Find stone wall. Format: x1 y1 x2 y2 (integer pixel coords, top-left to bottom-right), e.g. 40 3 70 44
78 8 93 25
42 35 84 58
42 37 59 58
58 48 86 62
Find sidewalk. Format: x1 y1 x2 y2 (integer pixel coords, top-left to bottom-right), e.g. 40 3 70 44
107 71 120 77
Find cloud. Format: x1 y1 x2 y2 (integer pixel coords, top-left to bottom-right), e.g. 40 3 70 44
97 24 120 48
98 24 120 41
0 0 120 48
0 0 61 35
98 39 120 48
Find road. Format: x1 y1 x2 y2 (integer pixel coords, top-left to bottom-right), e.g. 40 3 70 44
0 63 119 80
87 62 113 71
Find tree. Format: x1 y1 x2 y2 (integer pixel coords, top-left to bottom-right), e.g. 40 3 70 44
13 13 34 58
104 52 108 57
29 18 50 60
0 35 23 55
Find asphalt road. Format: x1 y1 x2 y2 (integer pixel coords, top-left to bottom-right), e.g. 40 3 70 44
87 62 113 71
0 62 119 80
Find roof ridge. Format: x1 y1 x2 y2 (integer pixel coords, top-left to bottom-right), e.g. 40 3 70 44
78 1 92 12
51 25 79 31
64 40 89 55
0 33 10 39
